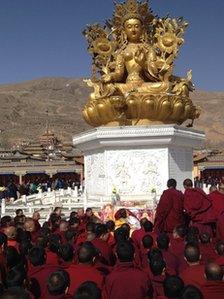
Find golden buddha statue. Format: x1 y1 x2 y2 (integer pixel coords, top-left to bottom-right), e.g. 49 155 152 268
82 0 200 127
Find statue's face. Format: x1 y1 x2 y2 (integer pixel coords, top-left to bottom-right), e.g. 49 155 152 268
124 18 143 43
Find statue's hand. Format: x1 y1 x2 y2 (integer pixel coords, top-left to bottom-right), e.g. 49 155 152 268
134 47 145 67
102 74 112 83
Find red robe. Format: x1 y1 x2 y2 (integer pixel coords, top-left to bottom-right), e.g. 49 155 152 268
161 249 178 275
208 190 224 219
66 263 104 295
105 261 151 299
91 238 114 266
216 212 224 241
215 256 224 267
180 264 205 288
199 243 218 264
154 188 184 233
28 264 61 299
46 250 59 266
148 271 167 299
184 188 214 234
201 280 224 299
131 228 157 249
169 236 185 258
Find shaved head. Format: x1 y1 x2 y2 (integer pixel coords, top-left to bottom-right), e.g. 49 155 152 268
205 263 223 281
183 178 193 188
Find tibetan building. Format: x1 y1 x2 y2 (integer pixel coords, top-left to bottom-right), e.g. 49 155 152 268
0 130 83 186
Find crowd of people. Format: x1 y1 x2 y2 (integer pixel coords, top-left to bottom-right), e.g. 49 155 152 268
0 178 223 298
0 179 81 201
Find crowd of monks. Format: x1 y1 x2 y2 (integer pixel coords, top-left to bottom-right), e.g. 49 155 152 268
0 177 224 299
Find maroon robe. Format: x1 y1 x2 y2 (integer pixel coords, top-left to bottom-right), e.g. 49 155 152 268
46 250 59 266
180 264 205 288
184 188 214 233
91 238 114 266
66 263 104 295
215 256 224 267
199 242 218 264
208 190 224 219
154 188 184 233
28 264 61 298
201 280 224 299
105 261 151 299
169 236 185 258
161 249 178 275
216 212 224 241
148 271 167 299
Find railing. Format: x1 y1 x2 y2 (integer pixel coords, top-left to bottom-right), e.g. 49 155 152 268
1 187 107 218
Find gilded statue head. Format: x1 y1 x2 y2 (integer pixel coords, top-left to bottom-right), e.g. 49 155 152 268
124 18 143 43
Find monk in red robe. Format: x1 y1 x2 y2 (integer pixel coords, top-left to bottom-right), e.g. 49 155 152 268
201 263 224 299
156 233 178 275
215 241 224 267
208 183 224 219
183 178 214 234
66 242 104 295
180 244 205 288
105 241 151 299
154 179 184 233
28 247 61 299
91 224 114 266
199 233 217 264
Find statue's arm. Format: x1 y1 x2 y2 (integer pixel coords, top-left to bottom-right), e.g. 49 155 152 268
102 54 125 83
145 48 160 80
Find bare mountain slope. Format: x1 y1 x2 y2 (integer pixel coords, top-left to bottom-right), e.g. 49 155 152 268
0 77 223 148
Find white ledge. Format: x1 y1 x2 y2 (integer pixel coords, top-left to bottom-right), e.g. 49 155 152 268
73 125 205 152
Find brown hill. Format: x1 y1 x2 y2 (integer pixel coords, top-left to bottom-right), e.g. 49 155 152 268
0 77 223 148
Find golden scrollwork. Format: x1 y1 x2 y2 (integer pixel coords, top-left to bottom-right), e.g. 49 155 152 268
82 0 200 127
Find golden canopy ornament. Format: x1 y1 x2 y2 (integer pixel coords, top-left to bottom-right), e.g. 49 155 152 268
82 0 200 127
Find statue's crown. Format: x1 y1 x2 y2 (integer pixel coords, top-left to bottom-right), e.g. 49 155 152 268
113 0 154 27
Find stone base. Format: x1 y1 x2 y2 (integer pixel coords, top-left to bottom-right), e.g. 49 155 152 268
73 125 205 205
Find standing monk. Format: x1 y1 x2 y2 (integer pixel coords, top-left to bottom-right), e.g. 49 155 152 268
154 179 184 233
208 183 224 219
183 178 214 234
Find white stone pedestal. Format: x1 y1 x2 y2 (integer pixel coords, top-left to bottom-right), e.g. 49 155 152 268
73 125 205 205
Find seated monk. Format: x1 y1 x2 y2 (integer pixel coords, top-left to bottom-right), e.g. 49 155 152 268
180 244 205 288
201 263 224 299
139 234 154 269
28 246 61 298
156 233 178 275
163 276 184 299
91 224 114 266
154 179 184 233
45 270 72 299
148 258 167 298
105 241 151 299
73 281 102 299
215 241 224 268
216 211 224 241
199 233 217 264
66 242 104 295
131 218 149 248
169 225 187 258
181 285 204 299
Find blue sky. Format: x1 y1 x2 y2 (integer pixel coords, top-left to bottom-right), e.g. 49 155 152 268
0 0 223 90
